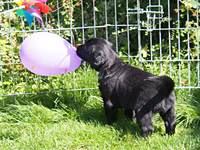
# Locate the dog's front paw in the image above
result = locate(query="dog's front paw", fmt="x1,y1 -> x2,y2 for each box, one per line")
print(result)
140,125 -> 155,138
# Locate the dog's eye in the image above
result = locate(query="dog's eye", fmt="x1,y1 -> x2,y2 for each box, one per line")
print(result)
84,45 -> 87,51
85,45 -> 93,53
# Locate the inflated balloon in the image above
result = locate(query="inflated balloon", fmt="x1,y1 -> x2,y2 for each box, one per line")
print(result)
20,32 -> 81,76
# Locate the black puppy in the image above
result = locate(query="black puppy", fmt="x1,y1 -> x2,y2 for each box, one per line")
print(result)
77,38 -> 176,137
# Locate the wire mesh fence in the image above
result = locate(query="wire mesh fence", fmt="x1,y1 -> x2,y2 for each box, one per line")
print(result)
0,0 -> 199,102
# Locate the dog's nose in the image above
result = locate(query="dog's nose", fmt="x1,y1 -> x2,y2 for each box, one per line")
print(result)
76,46 -> 85,63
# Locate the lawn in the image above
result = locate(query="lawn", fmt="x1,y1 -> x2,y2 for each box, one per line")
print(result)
0,63 -> 200,149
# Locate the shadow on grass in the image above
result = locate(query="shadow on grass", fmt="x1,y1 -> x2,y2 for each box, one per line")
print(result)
0,89 -> 142,136
0,88 -> 178,138
78,106 -> 167,137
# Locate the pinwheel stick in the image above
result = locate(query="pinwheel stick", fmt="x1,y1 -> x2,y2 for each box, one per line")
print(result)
0,5 -> 25,15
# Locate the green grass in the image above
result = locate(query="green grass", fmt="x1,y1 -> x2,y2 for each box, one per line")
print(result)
0,63 -> 200,149
0,96 -> 200,149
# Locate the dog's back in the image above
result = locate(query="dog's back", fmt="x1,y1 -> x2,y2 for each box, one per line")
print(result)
99,62 -> 175,110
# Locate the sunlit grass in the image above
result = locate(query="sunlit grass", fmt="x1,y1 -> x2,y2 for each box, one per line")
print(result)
0,63 -> 200,149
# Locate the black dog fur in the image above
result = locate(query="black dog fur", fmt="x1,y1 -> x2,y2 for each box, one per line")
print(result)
76,38 -> 176,137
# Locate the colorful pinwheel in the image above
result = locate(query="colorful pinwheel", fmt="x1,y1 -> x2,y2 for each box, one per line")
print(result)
14,0 -> 52,28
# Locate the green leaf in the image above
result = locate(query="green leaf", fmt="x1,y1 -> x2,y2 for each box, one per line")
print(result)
191,0 -> 200,8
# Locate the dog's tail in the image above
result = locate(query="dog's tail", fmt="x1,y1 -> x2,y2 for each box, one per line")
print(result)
144,76 -> 175,95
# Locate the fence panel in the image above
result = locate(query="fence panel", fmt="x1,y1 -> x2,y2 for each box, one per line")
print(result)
128,0 -> 200,89
0,0 -> 199,104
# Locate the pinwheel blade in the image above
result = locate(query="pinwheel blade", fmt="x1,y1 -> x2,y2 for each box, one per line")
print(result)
26,7 -> 45,28
17,9 -> 24,16
25,0 -> 48,8
34,2 -> 52,13
23,10 -> 34,27
14,0 -> 24,6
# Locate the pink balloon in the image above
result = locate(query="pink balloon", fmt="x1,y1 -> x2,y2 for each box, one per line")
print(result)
20,32 -> 81,76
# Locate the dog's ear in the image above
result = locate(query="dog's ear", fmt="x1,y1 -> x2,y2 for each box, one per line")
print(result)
103,39 -> 117,54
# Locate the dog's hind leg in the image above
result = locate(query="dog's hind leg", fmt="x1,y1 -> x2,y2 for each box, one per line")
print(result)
160,106 -> 176,135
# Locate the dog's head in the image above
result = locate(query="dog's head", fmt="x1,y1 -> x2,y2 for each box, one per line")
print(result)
76,38 -> 118,71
